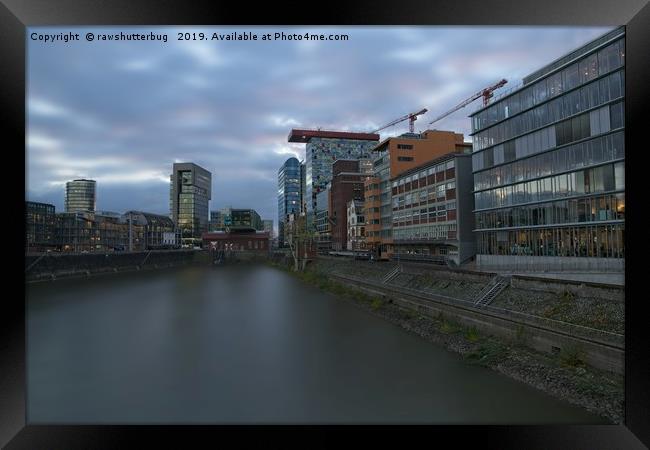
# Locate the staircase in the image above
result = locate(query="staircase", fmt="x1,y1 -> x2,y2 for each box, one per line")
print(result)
382,264 -> 402,284
474,275 -> 510,307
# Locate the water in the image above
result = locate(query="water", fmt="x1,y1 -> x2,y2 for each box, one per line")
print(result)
27,264 -> 605,423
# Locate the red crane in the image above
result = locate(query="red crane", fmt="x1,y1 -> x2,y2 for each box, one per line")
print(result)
428,79 -> 508,126
371,108 -> 428,134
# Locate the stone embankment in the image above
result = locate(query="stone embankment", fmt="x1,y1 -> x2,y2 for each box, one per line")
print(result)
25,250 -> 205,282
272,257 -> 624,423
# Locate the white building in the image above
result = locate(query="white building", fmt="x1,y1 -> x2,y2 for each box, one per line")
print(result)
346,199 -> 366,251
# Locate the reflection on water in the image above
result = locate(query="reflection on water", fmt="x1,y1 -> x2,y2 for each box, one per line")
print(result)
27,264 -> 605,423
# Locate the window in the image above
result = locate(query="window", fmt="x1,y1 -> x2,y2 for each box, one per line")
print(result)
398,156 -> 414,162
610,101 -> 624,130
563,63 -> 580,90
397,144 -> 413,150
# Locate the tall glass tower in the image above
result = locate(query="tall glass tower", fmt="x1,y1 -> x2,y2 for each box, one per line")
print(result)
278,157 -> 302,247
169,162 -> 212,247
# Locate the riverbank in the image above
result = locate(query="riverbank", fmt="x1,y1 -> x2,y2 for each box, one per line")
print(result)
25,250 -> 208,283
267,260 -> 623,423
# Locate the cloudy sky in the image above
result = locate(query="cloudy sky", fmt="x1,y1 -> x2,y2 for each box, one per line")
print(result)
27,26 -> 613,224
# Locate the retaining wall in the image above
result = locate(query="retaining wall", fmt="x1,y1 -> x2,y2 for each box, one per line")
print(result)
329,273 -> 624,375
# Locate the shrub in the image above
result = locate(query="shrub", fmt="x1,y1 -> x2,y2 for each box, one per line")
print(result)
558,344 -> 586,368
464,326 -> 480,342
370,298 -> 384,311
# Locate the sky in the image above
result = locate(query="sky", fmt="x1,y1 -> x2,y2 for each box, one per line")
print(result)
27,26 -> 614,226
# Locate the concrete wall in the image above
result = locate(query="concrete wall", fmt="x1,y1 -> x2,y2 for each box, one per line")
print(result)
511,275 -> 624,302
477,254 -> 624,273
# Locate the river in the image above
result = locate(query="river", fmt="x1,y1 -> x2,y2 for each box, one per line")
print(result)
26,264 -> 604,423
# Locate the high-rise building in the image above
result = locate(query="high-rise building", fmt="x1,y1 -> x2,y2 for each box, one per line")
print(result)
364,130 -> 472,260
469,27 -> 625,274
278,157 -> 302,247
287,129 -> 379,222
65,179 -> 96,213
169,162 -> 212,247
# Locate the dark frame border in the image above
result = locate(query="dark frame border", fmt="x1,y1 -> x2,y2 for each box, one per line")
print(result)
3,0 -> 649,448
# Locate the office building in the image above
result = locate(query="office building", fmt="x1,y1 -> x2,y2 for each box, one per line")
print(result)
315,185 -> 331,252
469,27 -> 625,273
26,201 -> 56,252
278,157 -> 302,247
287,129 -> 379,222
65,179 -> 96,213
391,152 -> 475,265
364,130 -> 472,259
123,211 -> 179,250
169,163 -> 212,247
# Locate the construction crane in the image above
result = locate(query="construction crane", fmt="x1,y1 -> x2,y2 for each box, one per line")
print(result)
371,108 -> 428,134
429,79 -> 508,126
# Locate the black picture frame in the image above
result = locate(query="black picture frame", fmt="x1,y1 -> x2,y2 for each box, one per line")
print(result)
3,0 -> 649,447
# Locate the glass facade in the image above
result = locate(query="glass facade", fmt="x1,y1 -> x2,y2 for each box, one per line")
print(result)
304,137 -> 377,218
26,201 -> 56,251
470,31 -> 625,262
64,179 -> 96,213
278,157 -> 302,247
170,163 -> 212,247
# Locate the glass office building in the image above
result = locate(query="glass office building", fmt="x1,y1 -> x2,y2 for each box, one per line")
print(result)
64,179 -> 96,213
169,162 -> 212,247
278,157 -> 302,247
469,27 -> 625,272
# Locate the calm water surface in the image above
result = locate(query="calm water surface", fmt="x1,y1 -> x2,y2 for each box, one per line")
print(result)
27,264 -> 605,423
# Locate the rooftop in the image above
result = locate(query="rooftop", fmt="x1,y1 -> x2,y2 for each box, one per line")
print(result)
288,129 -> 380,143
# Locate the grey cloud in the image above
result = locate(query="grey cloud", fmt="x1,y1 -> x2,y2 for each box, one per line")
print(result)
27,26 -> 613,219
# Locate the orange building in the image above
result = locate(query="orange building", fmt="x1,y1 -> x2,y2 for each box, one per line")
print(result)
363,130 -> 471,260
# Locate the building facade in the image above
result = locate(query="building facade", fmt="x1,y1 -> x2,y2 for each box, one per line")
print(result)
203,231 -> 270,253
278,157 -> 302,247
287,129 -> 379,224
123,211 -> 179,250
469,27 -> 625,273
263,219 -> 274,237
26,201 -> 56,252
347,199 -> 366,251
328,160 -> 368,251
315,185 -> 331,252
169,162 -> 212,247
364,130 -> 472,260
209,210 -> 224,232
391,152 -> 475,265
64,179 -> 96,213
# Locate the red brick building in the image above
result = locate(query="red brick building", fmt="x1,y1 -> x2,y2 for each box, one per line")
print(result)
202,231 -> 270,253
328,160 -> 370,251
